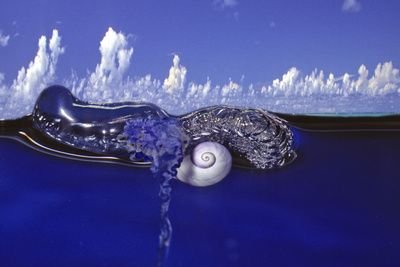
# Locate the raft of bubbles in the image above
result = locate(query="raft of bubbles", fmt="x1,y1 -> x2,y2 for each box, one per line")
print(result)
32,86 -> 296,170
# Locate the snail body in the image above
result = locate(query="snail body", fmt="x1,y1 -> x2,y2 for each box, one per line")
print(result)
177,141 -> 232,187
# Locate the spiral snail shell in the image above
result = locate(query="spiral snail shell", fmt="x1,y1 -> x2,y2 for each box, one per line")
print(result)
177,141 -> 232,187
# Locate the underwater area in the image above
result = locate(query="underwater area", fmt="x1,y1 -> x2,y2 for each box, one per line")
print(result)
1,0 -> 400,266
1,86 -> 400,267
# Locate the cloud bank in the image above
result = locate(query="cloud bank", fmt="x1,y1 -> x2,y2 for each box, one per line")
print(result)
70,27 -> 133,102
264,62 -> 400,97
0,30 -> 64,118
1,27 -> 400,119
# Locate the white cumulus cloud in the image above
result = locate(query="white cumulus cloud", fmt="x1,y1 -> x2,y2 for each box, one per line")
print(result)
368,62 -> 400,95
163,55 -> 187,95
0,73 -> 7,105
0,29 -> 65,118
264,67 -> 300,96
187,78 -> 211,98
12,30 -> 64,100
76,27 -> 134,102
0,31 -> 10,47
342,0 -> 361,12
221,79 -> 242,96
263,62 -> 400,97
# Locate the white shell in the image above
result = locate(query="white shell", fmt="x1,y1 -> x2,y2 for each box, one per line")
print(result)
177,141 -> 232,187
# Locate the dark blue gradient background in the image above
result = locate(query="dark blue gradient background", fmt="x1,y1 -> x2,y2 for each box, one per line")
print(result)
0,129 -> 399,267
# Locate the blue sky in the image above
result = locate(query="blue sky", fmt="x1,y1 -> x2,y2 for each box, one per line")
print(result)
0,0 -> 400,117
0,0 -> 399,84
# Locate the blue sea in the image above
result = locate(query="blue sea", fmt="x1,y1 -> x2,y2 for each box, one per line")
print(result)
1,126 -> 399,267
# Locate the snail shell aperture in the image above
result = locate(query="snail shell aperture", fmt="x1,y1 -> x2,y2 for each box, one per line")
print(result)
177,141 -> 232,187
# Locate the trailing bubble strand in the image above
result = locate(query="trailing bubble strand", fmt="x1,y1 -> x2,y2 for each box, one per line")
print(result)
123,117 -> 186,267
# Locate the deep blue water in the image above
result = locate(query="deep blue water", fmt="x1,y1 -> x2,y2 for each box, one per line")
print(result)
0,129 -> 400,267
